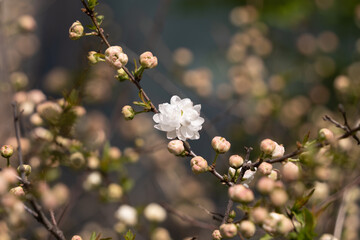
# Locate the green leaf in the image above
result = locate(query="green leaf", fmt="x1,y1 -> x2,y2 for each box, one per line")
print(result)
302,131 -> 310,145
124,230 -> 135,240
133,101 -> 147,108
87,0 -> 99,10
260,234 -> 273,240
291,189 -> 315,213
89,232 -> 97,240
87,24 -> 97,30
96,15 -> 104,26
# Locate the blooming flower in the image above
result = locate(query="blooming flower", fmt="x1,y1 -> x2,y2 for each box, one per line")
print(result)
153,95 -> 204,140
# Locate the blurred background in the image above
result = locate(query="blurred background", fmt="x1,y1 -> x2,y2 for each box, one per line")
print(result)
0,0 -> 360,239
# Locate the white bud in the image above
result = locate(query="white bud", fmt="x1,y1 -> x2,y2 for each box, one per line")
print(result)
167,140 -> 185,156
69,21 -> 84,40
272,143 -> 285,158
115,205 -> 137,226
239,220 -> 256,238
144,203 -> 167,222
260,139 -> 276,154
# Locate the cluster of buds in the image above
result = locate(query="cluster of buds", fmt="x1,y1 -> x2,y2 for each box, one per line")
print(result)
69,20 -> 84,40
228,184 -> 254,203
105,46 -> 128,69
212,136 -> 231,153
260,138 -> 285,158
139,51 -> 158,69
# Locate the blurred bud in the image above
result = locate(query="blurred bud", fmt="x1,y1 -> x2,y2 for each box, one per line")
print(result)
257,177 -> 275,194
277,216 -> 294,235
32,127 -> 53,142
115,205 -> 137,226
229,210 -> 236,219
70,152 -> 85,169
122,105 -> 135,120
30,113 -> 44,126
190,156 -> 208,174
107,183 -> 123,201
263,213 -> 293,235
211,136 -> 231,154
71,235 -> 83,240
1,145 -> 14,158
87,51 -> 103,64
83,172 -> 102,190
105,46 -> 128,68
219,223 -> 237,238
124,148 -> 139,162
69,20 -> 84,40
18,15 -> 36,32
10,186 -> 25,197
167,140 -> 185,156
239,220 -> 256,238
282,162 -> 300,181
258,162 -> 273,175
73,106 -> 86,117
228,184 -> 254,203
270,189 -> 288,207
56,136 -> 72,148
10,72 -> 28,90
229,155 -> 243,168
139,51 -> 158,69
87,156 -> 100,169
37,101 -> 62,123
151,227 -> 171,240
2,168 -> 18,184
319,234 -> 339,240
17,164 -> 32,176
144,203 -> 167,222
109,147 -> 122,160
260,139 -> 276,154
268,170 -> 278,180
318,128 -> 334,142
116,68 -> 129,82
272,143 -> 285,158
212,229 -> 222,240
250,207 -> 268,224
52,183 -> 69,206
27,89 -> 46,104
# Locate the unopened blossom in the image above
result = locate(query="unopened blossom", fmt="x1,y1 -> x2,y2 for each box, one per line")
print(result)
219,223 -> 237,238
212,229 -> 222,240
37,101 -> 62,123
69,20 -> 84,40
153,95 -> 204,141
270,189 -> 288,207
70,152 -> 85,169
260,139 -> 277,154
87,51 -> 103,64
257,177 -> 275,194
319,234 -> 339,240
1,145 -> 14,158
151,227 -> 171,240
263,212 -> 293,235
71,236 -> 83,240
258,162 -> 273,175
17,164 -> 32,176
143,203 -> 167,222
10,186 -> 25,197
116,68 -> 129,81
239,220 -> 256,238
250,207 -> 268,224
228,184 -> 254,203
282,162 -> 300,181
319,128 -> 334,142
190,156 -> 208,174
211,136 -> 231,153
139,51 -> 158,69
229,155 -> 244,168
83,172 -> 102,190
167,140 -> 185,156
122,105 -> 135,120
105,46 -> 128,68
107,183 -> 123,201
115,204 -> 137,226
272,143 -> 285,158
18,15 -> 36,32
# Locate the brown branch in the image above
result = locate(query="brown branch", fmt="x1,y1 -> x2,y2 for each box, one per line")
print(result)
221,199 -> 234,224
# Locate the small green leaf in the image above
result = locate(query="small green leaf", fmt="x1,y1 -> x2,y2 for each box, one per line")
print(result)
89,232 -> 97,240
291,189 -> 315,212
124,230 -> 135,240
87,24 -> 97,31
96,15 -> 104,25
87,0 -> 99,10
302,131 -> 310,145
260,233 -> 273,240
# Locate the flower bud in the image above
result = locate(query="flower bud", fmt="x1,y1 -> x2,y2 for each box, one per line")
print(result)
70,152 -> 85,169
219,223 -> 237,238
270,189 -> 288,207
151,228 -> 171,240
167,140 -> 185,156
239,220 -> 256,238
250,207 -> 268,224
116,68 -> 129,81
17,164 -> 32,176
258,162 -> 273,175
257,177 -> 275,194
109,147 -> 122,160
229,155 -> 244,168
30,113 -> 44,126
282,162 -> 300,181
228,167 -> 236,178
87,51 -> 104,64
69,20 -> 84,40
10,186 -> 25,197
83,172 -> 102,190
212,229 -> 222,240
2,168 -> 18,184
320,234 -> 339,240
105,46 -> 128,68
277,217 -> 294,235
37,101 -> 62,123
115,204 -> 138,226
211,136 -> 231,154
272,143 -> 285,158
139,51 -> 158,69
107,183 -> 123,201
71,236 -> 83,240
260,139 -> 276,154
268,170 -> 278,180
18,15 -> 36,32
122,105 -> 135,120
144,203 -> 167,222
319,128 -> 334,142
87,156 -> 100,169
190,156 -> 208,174
1,145 -> 14,158
228,184 -> 254,203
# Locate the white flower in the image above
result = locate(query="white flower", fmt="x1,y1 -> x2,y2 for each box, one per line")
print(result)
153,95 -> 204,141
115,204 -> 138,226
239,161 -> 257,188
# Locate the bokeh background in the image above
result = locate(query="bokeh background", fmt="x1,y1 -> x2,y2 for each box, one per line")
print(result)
0,0 -> 360,239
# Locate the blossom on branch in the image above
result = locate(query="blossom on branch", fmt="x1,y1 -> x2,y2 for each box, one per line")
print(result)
153,95 -> 204,140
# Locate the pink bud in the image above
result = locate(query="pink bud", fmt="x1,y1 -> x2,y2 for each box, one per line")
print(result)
260,139 -> 276,154
257,177 -> 275,194
250,207 -> 268,224
229,155 -> 244,168
139,51 -> 158,69
239,220 -> 256,238
190,156 -> 208,174
211,229 -> 222,240
105,46 -> 128,69
219,223 -> 237,238
211,136 -> 231,154
167,140 -> 185,156
258,162 -> 273,175
10,186 -> 25,197
228,184 -> 254,203
71,235 -> 83,240
270,189 -> 288,207
1,145 -> 14,158
282,162 -> 300,181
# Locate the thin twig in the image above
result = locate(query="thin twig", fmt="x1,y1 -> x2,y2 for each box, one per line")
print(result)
333,189 -> 349,239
